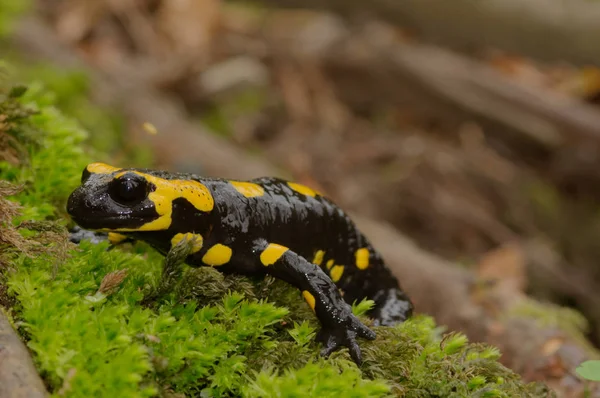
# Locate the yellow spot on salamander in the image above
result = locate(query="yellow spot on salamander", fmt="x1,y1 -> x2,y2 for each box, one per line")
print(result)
107,232 -> 128,245
230,181 -> 265,198
355,248 -> 370,270
313,250 -> 325,266
326,259 -> 334,270
330,265 -> 344,282
260,243 -> 289,266
202,244 -> 232,266
133,175 -> 214,231
287,182 -> 318,197
302,290 -> 316,311
87,162 -> 121,175
171,233 -> 203,253
85,163 -> 215,232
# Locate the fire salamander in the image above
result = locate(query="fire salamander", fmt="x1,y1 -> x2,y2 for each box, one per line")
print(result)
67,163 -> 413,364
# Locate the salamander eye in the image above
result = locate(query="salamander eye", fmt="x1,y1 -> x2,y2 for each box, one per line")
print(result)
108,173 -> 151,205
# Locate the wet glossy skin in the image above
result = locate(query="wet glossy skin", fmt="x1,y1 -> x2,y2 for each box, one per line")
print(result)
67,163 -> 413,364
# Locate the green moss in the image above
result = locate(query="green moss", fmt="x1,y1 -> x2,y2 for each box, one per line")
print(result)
243,362 -> 389,397
0,79 -> 90,220
0,71 -> 553,397
1,54 -> 158,170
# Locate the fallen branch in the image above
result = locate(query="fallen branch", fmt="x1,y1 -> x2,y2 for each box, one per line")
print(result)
320,25 -> 600,152
232,0 -> 600,66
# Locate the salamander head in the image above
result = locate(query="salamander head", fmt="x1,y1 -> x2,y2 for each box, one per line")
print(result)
67,163 -> 162,231
67,163 -> 215,232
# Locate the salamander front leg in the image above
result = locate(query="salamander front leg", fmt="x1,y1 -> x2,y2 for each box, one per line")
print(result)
141,234 -> 197,306
254,239 -> 376,364
69,226 -> 134,249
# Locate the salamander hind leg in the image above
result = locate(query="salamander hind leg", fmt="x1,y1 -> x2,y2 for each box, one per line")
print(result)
345,250 -> 414,326
369,288 -> 414,326
254,239 -> 375,364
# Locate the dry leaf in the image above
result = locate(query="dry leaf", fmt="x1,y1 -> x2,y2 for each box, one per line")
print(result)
97,269 -> 129,295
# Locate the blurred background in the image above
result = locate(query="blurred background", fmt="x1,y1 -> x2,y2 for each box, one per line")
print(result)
3,0 -> 600,396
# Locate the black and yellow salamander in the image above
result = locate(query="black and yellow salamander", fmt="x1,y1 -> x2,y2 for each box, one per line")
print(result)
67,163 -> 413,364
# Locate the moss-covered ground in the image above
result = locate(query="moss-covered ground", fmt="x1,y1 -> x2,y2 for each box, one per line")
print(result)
0,67 -> 555,397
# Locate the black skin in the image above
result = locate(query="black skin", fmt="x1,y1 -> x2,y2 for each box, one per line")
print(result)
67,165 -> 413,365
